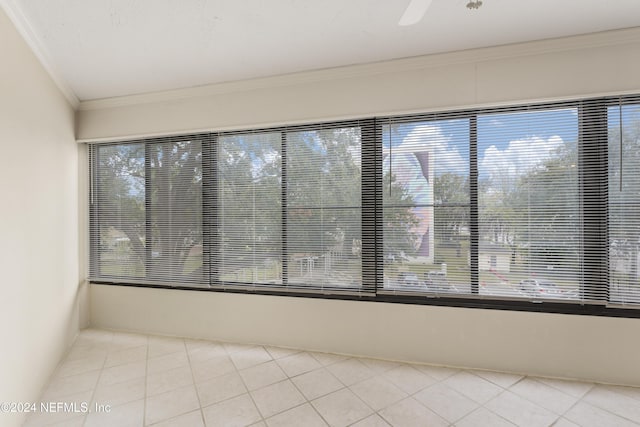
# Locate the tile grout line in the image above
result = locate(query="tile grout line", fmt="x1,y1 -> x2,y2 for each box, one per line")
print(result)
436,372 -> 514,427
145,336 -> 200,426
232,345 -> 266,426
31,329 -> 640,427
35,330 -> 112,427
576,387 -> 640,425
142,333 -> 149,427
281,354 -> 335,427
182,337 -> 207,427
302,355 -> 372,426
477,389 -> 523,427
508,376 -> 581,421
81,331 -> 113,427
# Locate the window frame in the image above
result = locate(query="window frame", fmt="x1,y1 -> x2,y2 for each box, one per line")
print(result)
88,95 -> 640,319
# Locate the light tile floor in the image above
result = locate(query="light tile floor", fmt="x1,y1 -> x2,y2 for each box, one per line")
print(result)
24,329 -> 640,427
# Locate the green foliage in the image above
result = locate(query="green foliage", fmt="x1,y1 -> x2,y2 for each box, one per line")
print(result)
382,172 -> 420,261
479,140 -> 580,272
148,141 -> 203,280
609,110 -> 640,285
219,133 -> 281,273
95,127 -> 422,284
96,143 -> 146,277
97,141 -> 204,280
434,173 -> 469,241
286,128 -> 362,257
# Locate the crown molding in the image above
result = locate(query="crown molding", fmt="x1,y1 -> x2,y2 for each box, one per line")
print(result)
78,26 -> 640,112
76,88 -> 640,144
0,0 -> 79,108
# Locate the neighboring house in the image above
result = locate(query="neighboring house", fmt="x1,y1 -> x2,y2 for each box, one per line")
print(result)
479,242 -> 512,273
610,239 -> 640,280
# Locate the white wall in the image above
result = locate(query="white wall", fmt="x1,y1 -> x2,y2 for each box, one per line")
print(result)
0,7 -> 81,427
77,28 -> 640,141
92,285 -> 640,387
82,28 -> 640,386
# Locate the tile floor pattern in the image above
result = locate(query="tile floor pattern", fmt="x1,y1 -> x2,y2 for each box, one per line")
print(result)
23,329 -> 640,427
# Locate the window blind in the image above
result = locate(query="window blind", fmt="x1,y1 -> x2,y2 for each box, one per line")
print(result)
477,106 -> 582,301
285,125 -> 364,292
380,114 -> 471,297
608,99 -> 640,306
216,131 -> 282,289
91,142 -> 146,281
89,95 -> 640,312
90,136 -> 206,286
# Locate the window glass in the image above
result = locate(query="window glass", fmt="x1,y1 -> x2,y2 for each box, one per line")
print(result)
608,103 -> 640,305
88,96 -> 640,313
382,119 -> 470,294
478,108 -> 580,299
94,143 -> 146,278
218,133 -> 282,285
286,127 -> 362,289
147,139 -> 203,283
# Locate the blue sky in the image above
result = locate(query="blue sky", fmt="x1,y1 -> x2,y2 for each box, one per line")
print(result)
608,104 -> 640,128
478,108 -> 577,149
384,108 -> 580,180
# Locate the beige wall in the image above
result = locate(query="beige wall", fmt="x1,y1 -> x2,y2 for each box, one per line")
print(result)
84,28 -> 640,386
77,28 -> 640,141
92,285 -> 640,386
0,7 -> 81,427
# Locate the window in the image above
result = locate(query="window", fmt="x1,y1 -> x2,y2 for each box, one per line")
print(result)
609,101 -> 640,305
91,136 -> 204,286
381,116 -> 470,295
89,95 -> 640,316
92,143 -> 146,279
147,138 -> 204,284
286,126 -> 363,290
217,132 -> 282,286
90,121 -> 374,294
477,107 -> 580,300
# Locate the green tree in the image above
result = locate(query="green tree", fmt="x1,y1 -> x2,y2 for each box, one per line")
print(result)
218,133 -> 281,280
96,143 -> 146,277
286,128 -> 362,258
515,141 -> 579,272
478,139 -> 579,273
382,172 -> 420,261
479,164 -> 522,250
95,127 -> 422,283
96,140 -> 204,281
434,173 -> 469,241
609,108 -> 640,289
148,140 -> 203,281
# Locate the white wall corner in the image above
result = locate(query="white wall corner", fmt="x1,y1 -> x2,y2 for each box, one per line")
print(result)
0,0 -> 79,108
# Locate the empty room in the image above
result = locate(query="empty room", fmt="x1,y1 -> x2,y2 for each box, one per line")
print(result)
1,0 -> 640,426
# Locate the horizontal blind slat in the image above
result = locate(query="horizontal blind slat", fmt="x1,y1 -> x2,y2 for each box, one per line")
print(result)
87,96 -> 640,310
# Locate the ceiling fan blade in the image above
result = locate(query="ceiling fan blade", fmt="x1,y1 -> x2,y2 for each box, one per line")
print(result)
398,0 -> 433,26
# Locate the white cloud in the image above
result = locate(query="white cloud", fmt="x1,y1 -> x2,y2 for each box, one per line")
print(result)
480,135 -> 564,191
385,124 -> 468,176
251,148 -> 279,178
347,144 -> 361,167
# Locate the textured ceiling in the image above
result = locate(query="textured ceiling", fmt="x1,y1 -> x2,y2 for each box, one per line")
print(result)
11,0 -> 640,101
